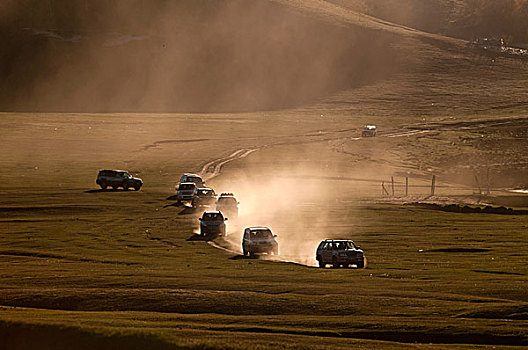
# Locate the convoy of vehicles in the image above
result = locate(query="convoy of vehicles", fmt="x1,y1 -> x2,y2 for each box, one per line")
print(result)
96,170 -> 143,190
242,227 -> 279,256
315,240 -> 365,268
95,169 -> 367,269
199,211 -> 227,237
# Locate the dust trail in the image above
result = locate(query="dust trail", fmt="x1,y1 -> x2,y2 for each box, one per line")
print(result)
198,126 -> 438,267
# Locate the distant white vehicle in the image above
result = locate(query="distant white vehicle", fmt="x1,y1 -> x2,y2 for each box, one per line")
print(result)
176,173 -> 205,190
361,125 -> 377,137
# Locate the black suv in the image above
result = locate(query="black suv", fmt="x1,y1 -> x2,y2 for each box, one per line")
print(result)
96,170 -> 143,190
199,211 -> 227,237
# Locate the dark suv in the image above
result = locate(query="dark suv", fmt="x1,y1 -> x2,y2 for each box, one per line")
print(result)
199,211 -> 227,237
96,170 -> 143,190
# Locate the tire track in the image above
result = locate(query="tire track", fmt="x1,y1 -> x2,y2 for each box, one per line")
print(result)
200,148 -> 258,181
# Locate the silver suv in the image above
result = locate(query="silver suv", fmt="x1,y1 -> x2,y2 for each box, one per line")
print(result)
361,125 -> 377,137
316,240 -> 365,268
199,211 -> 227,237
242,227 -> 278,256
96,170 -> 142,190
177,182 -> 196,202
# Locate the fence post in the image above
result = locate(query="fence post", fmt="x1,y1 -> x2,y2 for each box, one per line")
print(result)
391,176 -> 395,197
474,174 -> 482,195
405,177 -> 409,197
431,175 -> 436,196
486,168 -> 491,195
382,182 -> 389,196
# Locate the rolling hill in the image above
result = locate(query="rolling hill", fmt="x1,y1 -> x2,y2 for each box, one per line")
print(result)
1,0 -> 526,114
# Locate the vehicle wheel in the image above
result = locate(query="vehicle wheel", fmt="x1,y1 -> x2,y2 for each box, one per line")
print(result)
243,248 -> 247,256
356,258 -> 365,269
100,182 -> 107,190
317,257 -> 325,268
332,256 -> 339,268
123,185 -> 129,191
111,185 -> 118,190
133,186 -> 140,191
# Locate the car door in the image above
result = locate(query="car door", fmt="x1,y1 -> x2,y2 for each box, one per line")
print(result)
321,242 -> 333,262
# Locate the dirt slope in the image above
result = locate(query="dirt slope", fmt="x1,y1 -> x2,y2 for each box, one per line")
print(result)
2,0 -> 515,114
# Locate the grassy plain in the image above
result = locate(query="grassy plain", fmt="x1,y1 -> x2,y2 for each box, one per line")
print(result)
0,109 -> 527,349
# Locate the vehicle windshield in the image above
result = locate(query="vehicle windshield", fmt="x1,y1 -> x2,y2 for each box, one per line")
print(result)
118,172 -> 131,178
197,189 -> 214,197
203,213 -> 223,221
218,197 -> 236,204
186,176 -> 202,184
179,184 -> 195,190
335,241 -> 356,250
250,229 -> 273,238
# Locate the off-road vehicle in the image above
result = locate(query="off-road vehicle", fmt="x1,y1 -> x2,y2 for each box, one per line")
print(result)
96,170 -> 143,190
199,211 -> 227,237
215,193 -> 239,218
361,125 -> 377,137
176,174 -> 205,190
177,182 -> 197,202
316,240 -> 365,268
192,187 -> 216,207
242,227 -> 278,256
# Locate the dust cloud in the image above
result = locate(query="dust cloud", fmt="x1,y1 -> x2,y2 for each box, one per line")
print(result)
1,0 -> 406,113
210,155 -> 375,266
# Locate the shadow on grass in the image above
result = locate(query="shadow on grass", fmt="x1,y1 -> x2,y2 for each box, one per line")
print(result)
428,248 -> 491,253
163,202 -> 182,208
229,254 -> 259,260
179,207 -> 197,215
85,189 -> 138,193
186,234 -> 207,241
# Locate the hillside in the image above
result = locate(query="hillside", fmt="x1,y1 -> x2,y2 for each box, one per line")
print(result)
1,0 -> 526,114
328,0 -> 528,45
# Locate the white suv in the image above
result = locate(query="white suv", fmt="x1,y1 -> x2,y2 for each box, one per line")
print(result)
361,125 -> 377,137
177,182 -> 196,202
316,240 -> 365,268
176,174 -> 204,190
